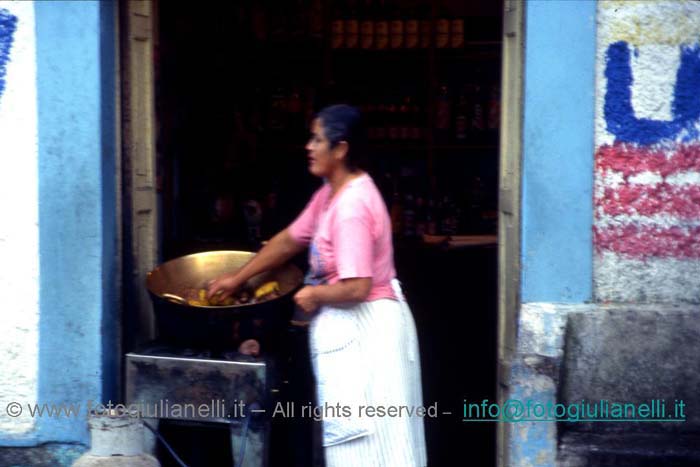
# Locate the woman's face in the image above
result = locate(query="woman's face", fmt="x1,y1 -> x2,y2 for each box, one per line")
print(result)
306,118 -> 340,178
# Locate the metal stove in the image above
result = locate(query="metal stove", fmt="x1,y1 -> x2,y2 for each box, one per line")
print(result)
126,342 -> 277,467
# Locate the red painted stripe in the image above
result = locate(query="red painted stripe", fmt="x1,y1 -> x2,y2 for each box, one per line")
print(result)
594,225 -> 700,259
596,143 -> 700,177
596,183 -> 700,218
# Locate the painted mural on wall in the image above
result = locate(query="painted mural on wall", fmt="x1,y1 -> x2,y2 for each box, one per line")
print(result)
0,7 -> 17,101
594,0 -> 700,303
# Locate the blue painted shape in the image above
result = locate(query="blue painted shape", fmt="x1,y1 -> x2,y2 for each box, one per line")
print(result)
605,41 -> 700,144
31,0 -> 118,446
521,0 -> 596,304
0,8 -> 18,100
508,361 -> 557,467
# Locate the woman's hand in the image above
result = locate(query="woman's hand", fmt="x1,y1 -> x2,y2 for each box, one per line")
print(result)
294,286 -> 320,314
206,273 -> 243,302
238,339 -> 260,357
293,279 -> 372,313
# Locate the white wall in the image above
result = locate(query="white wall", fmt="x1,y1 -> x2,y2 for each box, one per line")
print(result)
0,0 -> 39,438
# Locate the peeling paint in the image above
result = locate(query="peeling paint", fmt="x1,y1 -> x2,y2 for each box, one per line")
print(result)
595,251 -> 700,303
600,1 -> 700,47
596,143 -> 700,178
518,303 -> 594,357
536,449 -> 550,465
508,361 -> 558,467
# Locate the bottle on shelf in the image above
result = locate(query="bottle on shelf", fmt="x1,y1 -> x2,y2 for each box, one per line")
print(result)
399,96 -> 411,140
402,193 -> 416,238
415,194 -> 427,237
390,188 -> 403,237
360,0 -> 375,50
487,83 -> 500,132
345,0 -> 360,49
375,99 -> 387,140
374,0 -> 389,50
469,83 -> 485,134
435,2 -> 450,49
434,84 -> 451,143
379,171 -> 394,208
454,86 -> 468,142
439,194 -> 458,236
404,1 -> 419,50
250,3 -> 268,44
388,0 -> 404,49
268,86 -> 288,134
249,86 -> 265,136
244,199 -> 263,246
386,97 -> 399,140
268,3 -> 290,45
426,196 -> 437,235
409,96 -> 423,141
419,3 -> 431,49
366,100 -> 378,140
304,86 -> 316,126
450,18 -> 464,48
467,176 -> 487,233
309,0 -> 324,44
288,0 -> 307,46
331,2 -> 345,49
434,196 -> 444,235
286,85 -> 303,136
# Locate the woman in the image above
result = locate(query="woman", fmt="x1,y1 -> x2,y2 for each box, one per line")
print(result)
208,104 -> 427,466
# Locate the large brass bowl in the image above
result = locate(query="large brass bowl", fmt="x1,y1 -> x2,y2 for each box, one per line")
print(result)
146,251 -> 304,347
147,250 -> 303,307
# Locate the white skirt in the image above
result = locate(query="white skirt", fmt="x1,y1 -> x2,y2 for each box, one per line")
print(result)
310,281 -> 427,467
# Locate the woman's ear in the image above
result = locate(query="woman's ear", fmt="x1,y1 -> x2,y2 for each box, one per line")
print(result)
333,141 -> 349,162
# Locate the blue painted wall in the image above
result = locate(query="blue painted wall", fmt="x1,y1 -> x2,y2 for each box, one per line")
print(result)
35,1 -> 118,444
521,0 -> 596,304
511,2 -> 598,466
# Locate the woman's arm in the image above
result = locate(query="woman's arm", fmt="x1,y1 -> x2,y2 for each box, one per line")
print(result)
207,228 -> 305,301
294,277 -> 372,313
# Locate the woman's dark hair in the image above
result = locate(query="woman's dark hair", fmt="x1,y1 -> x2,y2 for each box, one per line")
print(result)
315,104 -> 367,171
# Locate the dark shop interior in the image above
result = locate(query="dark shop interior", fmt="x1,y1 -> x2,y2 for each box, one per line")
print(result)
137,1 -> 503,465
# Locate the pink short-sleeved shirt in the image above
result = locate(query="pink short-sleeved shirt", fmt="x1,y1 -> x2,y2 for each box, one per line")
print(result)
288,173 -> 396,301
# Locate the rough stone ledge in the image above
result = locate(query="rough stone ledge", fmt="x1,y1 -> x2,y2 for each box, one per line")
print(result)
558,432 -> 700,467
514,303 -> 700,466
0,443 -> 86,467
559,304 -> 700,432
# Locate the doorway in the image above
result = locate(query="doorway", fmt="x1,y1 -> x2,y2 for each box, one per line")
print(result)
122,1 -> 510,465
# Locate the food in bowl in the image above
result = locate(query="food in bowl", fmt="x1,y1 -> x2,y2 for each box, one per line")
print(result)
182,281 -> 281,307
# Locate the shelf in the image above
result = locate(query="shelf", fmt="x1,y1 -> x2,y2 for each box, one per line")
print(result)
435,51 -> 501,62
235,53 -> 325,65
433,144 -> 497,150
232,44 -> 325,64
329,41 -> 501,52
230,42 -> 503,66
370,143 -> 497,151
258,143 -> 498,152
329,48 -> 431,58
328,44 -> 501,62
